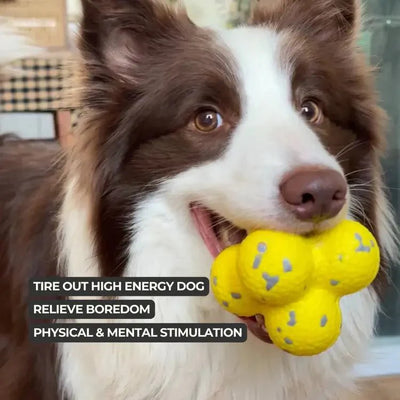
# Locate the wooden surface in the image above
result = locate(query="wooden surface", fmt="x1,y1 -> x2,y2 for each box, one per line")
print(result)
349,376 -> 400,400
0,0 -> 67,48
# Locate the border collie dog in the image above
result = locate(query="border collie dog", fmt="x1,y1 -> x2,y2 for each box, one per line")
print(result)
0,1 -> 397,399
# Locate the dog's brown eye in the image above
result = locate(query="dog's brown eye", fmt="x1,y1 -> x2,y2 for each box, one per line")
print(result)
301,101 -> 323,124
194,110 -> 223,132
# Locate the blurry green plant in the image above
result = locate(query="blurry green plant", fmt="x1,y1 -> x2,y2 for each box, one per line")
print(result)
172,0 -> 252,28
226,0 -> 252,27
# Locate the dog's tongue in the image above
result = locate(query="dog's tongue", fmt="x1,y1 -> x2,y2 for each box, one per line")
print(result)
190,205 -> 222,258
191,205 -> 272,344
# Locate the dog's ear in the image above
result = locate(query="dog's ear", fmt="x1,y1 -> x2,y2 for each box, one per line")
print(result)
252,0 -> 361,42
80,0 -> 191,84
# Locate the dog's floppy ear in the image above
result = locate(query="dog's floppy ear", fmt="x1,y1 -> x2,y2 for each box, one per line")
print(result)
80,0 -> 190,84
252,0 -> 361,42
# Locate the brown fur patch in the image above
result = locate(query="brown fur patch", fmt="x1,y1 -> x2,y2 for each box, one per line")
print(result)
252,0 -> 361,42
258,1 -> 389,288
73,0 -> 241,276
0,139 -> 63,399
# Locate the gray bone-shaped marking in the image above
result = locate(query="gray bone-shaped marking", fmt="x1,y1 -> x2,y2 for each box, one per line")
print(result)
355,233 -> 371,253
253,242 -> 267,269
287,311 -> 296,326
283,259 -> 293,272
262,273 -> 279,291
320,315 -> 328,327
253,255 -> 262,269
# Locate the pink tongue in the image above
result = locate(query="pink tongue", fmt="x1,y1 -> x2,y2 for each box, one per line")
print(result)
190,205 -> 222,258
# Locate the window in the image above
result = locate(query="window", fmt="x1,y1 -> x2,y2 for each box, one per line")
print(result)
364,0 -> 400,337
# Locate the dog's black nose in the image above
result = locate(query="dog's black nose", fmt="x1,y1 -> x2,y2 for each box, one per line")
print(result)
280,168 -> 347,221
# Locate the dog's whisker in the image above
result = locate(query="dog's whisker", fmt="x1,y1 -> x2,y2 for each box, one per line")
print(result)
349,197 -> 373,228
335,140 -> 367,162
350,188 -> 375,195
345,168 -> 372,178
348,177 -> 378,187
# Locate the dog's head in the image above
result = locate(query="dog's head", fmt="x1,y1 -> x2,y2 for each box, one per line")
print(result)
72,0 -> 395,331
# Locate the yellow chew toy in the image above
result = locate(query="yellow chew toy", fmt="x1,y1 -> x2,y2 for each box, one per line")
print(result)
211,220 -> 380,356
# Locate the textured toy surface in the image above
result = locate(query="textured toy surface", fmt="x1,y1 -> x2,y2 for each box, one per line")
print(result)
211,220 -> 380,356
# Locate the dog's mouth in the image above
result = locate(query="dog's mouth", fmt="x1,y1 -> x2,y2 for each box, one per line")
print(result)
190,204 -> 272,343
190,203 -> 247,258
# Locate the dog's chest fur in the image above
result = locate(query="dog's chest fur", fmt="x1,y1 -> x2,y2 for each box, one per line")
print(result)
59,195 -> 378,400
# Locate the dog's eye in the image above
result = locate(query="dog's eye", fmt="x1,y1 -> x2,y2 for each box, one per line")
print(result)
301,101 -> 323,124
194,110 -> 223,132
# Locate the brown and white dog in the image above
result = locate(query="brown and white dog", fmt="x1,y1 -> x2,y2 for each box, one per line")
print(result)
0,1 -> 398,399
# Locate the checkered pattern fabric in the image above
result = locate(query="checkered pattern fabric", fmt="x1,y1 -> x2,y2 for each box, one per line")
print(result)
0,57 -> 78,112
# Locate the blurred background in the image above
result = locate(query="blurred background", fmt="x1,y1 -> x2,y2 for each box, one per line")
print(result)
0,0 -> 399,380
